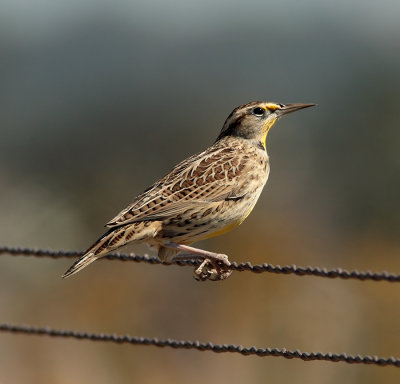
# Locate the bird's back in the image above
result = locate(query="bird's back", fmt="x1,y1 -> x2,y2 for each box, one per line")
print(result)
106,137 -> 269,245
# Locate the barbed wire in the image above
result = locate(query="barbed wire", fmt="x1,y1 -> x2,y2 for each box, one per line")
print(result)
1,323 -> 399,367
1,246 -> 399,282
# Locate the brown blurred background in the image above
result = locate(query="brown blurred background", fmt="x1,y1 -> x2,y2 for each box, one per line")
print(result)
1,1 -> 400,383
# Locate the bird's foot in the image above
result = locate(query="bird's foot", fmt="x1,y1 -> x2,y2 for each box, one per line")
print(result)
165,243 -> 232,282
193,257 -> 232,281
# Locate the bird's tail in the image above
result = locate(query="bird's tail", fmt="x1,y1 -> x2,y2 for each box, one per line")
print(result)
62,252 -> 98,278
62,221 -> 162,278
62,226 -> 129,279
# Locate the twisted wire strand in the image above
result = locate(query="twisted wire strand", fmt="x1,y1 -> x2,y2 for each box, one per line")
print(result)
1,323 -> 399,367
1,246 -> 399,282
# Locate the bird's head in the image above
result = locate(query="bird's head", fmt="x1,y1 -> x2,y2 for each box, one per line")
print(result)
216,101 -> 316,149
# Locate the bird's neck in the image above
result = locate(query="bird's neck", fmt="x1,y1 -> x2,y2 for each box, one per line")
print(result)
216,136 -> 268,156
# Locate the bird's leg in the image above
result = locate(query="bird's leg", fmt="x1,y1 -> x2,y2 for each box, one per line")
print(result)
165,243 -> 230,264
163,242 -> 232,281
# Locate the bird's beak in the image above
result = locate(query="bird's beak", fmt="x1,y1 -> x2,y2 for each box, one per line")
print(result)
276,103 -> 316,116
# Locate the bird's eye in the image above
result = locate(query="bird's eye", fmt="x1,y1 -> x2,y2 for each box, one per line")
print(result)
252,107 -> 265,117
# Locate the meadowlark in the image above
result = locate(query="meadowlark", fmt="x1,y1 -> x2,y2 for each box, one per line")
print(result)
63,101 -> 315,281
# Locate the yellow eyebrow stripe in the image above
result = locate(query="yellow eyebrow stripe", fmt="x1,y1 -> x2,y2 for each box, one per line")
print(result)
265,103 -> 281,111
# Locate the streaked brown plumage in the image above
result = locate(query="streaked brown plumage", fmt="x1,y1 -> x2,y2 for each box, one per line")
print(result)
63,101 -> 315,280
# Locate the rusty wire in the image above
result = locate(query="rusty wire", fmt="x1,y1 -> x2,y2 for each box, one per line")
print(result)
1,323 -> 399,367
2,247 -> 400,368
1,246 -> 399,282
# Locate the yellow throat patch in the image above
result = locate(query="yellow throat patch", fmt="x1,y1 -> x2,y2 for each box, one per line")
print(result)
262,117 -> 277,148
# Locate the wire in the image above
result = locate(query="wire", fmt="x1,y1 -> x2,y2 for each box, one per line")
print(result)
1,323 -> 398,367
1,246 -> 399,282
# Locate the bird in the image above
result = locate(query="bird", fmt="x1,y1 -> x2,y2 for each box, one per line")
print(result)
62,101 -> 315,281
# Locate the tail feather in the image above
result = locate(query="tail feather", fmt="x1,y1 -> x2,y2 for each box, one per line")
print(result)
62,227 -> 126,278
62,252 -> 98,278
62,221 -> 162,278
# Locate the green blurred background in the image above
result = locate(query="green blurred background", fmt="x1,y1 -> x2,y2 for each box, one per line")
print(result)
1,0 -> 400,383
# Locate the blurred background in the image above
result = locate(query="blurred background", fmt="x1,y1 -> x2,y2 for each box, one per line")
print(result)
1,0 -> 399,382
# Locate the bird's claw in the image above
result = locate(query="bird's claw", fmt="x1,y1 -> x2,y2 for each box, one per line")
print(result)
193,256 -> 232,282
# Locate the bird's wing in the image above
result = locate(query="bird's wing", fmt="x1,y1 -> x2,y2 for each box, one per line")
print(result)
106,143 -> 251,227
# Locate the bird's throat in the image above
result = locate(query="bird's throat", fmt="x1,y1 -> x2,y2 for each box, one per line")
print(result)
262,117 -> 277,148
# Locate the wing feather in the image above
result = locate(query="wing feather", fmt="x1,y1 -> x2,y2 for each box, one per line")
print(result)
106,143 -> 250,227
